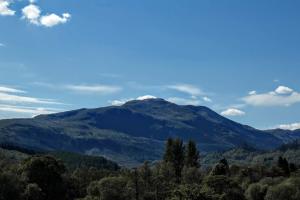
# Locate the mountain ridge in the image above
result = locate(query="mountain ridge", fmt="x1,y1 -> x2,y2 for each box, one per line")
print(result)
0,98 -> 298,166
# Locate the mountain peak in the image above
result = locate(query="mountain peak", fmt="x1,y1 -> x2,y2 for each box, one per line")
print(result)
123,98 -> 171,107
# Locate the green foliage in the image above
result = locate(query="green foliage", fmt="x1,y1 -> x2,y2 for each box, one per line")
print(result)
265,183 -> 299,200
0,171 -> 23,200
86,177 -> 132,200
245,183 -> 267,200
20,156 -> 67,200
0,139 -> 300,200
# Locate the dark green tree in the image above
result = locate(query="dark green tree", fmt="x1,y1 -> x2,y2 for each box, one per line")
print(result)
277,156 -> 290,176
86,177 -> 132,200
0,172 -> 23,200
173,138 -> 185,183
185,140 -> 200,168
163,138 -> 174,163
20,156 -> 66,200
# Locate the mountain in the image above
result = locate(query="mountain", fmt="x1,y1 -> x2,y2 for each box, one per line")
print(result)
266,129 -> 300,143
0,98 -> 296,166
202,139 -> 300,167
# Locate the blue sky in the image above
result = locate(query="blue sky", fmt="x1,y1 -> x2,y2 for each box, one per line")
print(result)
0,0 -> 300,130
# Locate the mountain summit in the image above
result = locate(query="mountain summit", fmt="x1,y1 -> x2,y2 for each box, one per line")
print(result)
0,98 -> 295,166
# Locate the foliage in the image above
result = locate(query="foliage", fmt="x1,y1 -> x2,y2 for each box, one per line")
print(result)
0,138 -> 300,200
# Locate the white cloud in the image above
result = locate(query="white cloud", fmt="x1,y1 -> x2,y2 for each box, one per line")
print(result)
136,95 -> 157,101
0,92 -> 62,105
110,100 -> 127,106
167,97 -> 201,106
248,90 -> 257,95
40,13 -> 71,27
109,95 -> 156,106
0,104 -> 60,116
221,108 -> 245,117
22,3 -> 41,24
203,96 -> 212,102
167,84 -> 203,96
276,122 -> 300,131
65,84 -> 122,95
0,86 -> 26,93
0,0 -> 15,16
275,86 -> 293,94
0,86 -> 62,105
242,86 -> 300,107
21,1 -> 71,27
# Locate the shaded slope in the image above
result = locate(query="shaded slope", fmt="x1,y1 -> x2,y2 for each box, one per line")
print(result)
0,98 -> 289,165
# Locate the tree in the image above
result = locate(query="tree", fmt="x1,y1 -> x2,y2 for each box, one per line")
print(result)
172,138 -> 185,183
185,140 -> 200,168
163,138 -> 174,163
86,177 -> 132,200
277,156 -> 290,176
245,183 -> 267,200
0,172 -> 23,200
265,183 -> 298,200
20,156 -> 67,200
23,183 -> 45,200
162,138 -> 185,183
211,159 -> 230,176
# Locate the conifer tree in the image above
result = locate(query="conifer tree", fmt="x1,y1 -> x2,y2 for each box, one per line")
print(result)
172,138 -> 185,183
185,140 -> 200,168
163,138 -> 174,163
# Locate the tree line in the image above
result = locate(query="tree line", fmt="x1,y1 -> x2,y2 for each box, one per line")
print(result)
0,138 -> 300,200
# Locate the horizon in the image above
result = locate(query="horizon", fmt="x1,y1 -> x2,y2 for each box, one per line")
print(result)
1,0 -> 300,130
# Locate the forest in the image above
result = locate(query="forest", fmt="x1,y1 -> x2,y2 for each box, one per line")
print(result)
0,138 -> 300,200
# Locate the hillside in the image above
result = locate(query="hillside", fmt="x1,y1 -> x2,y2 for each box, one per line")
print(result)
0,98 -> 297,166
203,140 -> 300,167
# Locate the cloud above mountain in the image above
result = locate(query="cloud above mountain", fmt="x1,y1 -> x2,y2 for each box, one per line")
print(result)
65,84 -> 122,95
276,122 -> 300,131
0,85 -> 64,118
242,86 -> 300,107
167,84 -> 203,97
221,108 -> 245,117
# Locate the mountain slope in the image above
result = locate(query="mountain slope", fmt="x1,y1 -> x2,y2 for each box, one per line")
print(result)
0,98 -> 292,166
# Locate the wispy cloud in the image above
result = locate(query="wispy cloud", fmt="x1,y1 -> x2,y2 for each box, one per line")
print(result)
167,84 -> 204,97
65,84 -> 122,95
0,0 -> 15,16
0,85 -> 62,105
0,86 -> 26,93
0,43 -> 5,47
275,122 -> 300,131
0,92 -> 62,105
167,97 -> 201,106
221,108 -> 245,117
242,85 -> 300,107
203,96 -> 212,102
0,104 -> 61,116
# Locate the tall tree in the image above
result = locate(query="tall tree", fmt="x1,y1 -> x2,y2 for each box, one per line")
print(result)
185,140 -> 200,168
163,138 -> 174,163
277,156 -> 290,176
172,138 -> 185,183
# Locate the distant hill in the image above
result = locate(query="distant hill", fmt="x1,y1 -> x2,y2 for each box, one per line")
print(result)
0,144 -> 119,171
202,139 -> 300,167
0,98 -> 298,166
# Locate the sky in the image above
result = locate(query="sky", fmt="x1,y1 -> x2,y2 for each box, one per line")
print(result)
0,0 -> 300,130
